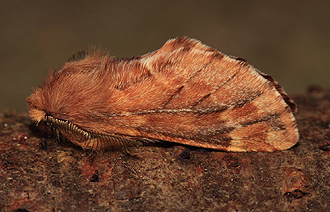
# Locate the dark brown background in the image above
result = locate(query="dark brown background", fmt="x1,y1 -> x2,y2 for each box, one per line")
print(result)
1,0 -> 330,112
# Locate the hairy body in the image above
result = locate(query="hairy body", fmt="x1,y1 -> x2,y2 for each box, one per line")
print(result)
27,37 -> 299,152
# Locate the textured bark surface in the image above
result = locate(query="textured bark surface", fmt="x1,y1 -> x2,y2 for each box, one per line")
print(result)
1,85 -> 329,211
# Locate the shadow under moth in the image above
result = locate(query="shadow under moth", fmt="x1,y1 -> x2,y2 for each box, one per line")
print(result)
27,37 -> 299,152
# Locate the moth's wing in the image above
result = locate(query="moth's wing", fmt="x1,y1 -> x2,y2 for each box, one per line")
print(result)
89,38 -> 299,152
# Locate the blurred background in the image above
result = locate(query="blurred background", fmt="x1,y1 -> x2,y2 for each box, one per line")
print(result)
1,0 -> 329,112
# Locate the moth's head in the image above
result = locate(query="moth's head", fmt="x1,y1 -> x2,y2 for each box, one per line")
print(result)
26,55 -> 104,126
26,87 -> 48,124
28,108 -> 46,123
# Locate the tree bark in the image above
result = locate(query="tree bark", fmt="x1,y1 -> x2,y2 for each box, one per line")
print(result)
0,85 -> 329,211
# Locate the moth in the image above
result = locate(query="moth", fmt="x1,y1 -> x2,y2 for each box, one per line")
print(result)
27,37 -> 299,152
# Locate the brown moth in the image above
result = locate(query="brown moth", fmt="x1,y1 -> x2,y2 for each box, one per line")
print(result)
27,37 -> 299,152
